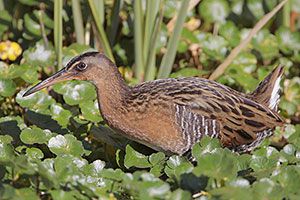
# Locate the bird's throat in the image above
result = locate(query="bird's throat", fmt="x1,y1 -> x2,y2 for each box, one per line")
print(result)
91,69 -> 130,128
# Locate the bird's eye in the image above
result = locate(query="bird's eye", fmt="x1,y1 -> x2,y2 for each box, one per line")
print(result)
76,62 -> 87,71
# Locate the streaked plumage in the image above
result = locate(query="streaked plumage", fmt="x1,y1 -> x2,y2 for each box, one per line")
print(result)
23,52 -> 284,155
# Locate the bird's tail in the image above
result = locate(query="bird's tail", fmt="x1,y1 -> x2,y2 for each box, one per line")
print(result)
248,65 -> 284,112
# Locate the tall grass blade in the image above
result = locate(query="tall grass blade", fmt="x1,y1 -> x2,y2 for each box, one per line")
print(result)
108,0 -> 123,46
88,0 -> 114,62
71,0 -> 85,44
93,0 -> 104,24
283,0 -> 290,27
134,0 -> 144,82
157,0 -> 190,79
54,0 -> 63,70
143,0 -> 160,64
0,0 -> 4,10
144,2 -> 164,81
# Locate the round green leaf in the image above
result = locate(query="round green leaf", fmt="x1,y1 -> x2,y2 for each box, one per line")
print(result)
53,81 -> 97,105
16,90 -> 55,111
50,103 -> 72,127
48,134 -> 85,156
199,0 -> 230,23
124,145 -> 152,169
26,147 -> 44,159
219,21 -> 241,47
276,27 -> 300,54
252,29 -> 279,61
20,126 -> 54,144
0,142 -> 15,163
23,42 -> 56,67
201,34 -> 228,60
80,100 -> 102,123
0,79 -> 16,97
247,0 -> 264,19
0,62 -> 26,79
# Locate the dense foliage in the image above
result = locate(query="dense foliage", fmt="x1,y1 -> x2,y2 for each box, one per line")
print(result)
0,0 -> 300,199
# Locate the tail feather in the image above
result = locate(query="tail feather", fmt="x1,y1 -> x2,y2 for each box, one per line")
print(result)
249,65 -> 284,111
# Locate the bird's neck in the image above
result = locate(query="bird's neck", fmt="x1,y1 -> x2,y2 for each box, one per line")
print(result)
91,68 -> 130,125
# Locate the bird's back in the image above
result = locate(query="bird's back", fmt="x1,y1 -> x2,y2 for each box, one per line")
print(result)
125,71 -> 283,154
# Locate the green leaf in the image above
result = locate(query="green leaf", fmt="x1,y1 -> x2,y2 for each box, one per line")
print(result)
50,190 -> 79,200
201,34 -> 228,61
252,29 -> 279,61
272,166 -> 300,196
0,79 -> 16,97
16,90 -> 55,112
79,100 -> 102,123
48,134 -> 85,156
250,147 -> 279,173
19,0 -> 40,6
0,62 -> 26,80
247,0 -> 264,19
26,147 -> 44,159
287,125 -> 300,147
252,178 -> 283,200
0,141 -> 15,163
23,42 -> 56,67
192,136 -> 221,158
0,185 -> 39,200
224,53 -> 258,91
199,0 -> 230,23
219,21 -> 241,47
20,126 -> 55,144
168,189 -> 191,200
276,26 -> 300,54
149,152 -> 166,177
24,13 -> 43,36
53,81 -> 97,105
231,0 -> 244,15
164,155 -> 193,180
100,168 -> 125,181
50,103 -> 72,127
0,135 -> 13,144
0,11 -> 12,35
193,148 -> 238,180
21,66 -> 39,83
149,152 -> 165,166
124,145 -> 152,169
54,155 -> 87,183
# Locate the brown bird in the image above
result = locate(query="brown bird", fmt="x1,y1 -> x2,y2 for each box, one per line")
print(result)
23,52 -> 284,155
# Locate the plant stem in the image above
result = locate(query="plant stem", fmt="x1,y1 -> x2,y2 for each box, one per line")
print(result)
134,0 -> 144,82
88,0 -> 114,62
38,10 -> 49,48
54,0 -> 63,70
157,0 -> 190,79
0,0 -> 4,10
71,0 -> 85,44
93,0 -> 104,24
143,1 -> 160,65
108,0 -> 123,46
144,2 -> 164,81
283,0 -> 291,27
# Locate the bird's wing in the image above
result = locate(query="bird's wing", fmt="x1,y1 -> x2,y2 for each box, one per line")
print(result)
173,87 -> 283,152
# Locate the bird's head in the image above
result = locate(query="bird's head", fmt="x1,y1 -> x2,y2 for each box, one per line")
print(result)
23,52 -> 115,97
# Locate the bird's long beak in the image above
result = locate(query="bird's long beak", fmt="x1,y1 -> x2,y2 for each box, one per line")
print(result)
23,67 -> 75,97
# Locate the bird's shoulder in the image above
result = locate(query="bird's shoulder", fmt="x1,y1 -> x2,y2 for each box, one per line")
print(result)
126,77 -> 283,126
128,77 -> 242,102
